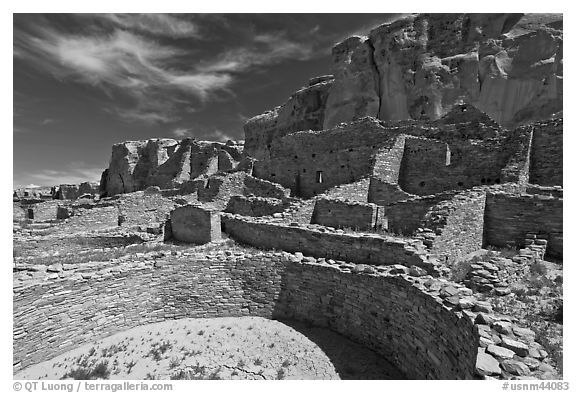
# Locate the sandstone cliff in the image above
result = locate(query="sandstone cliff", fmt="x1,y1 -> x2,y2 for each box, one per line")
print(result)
101,138 -> 243,196
243,75 -> 334,160
245,13 -> 562,154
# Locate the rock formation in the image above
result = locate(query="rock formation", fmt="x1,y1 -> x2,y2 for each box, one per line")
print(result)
53,182 -> 100,200
247,13 -> 562,144
243,76 -> 334,160
101,138 -> 243,196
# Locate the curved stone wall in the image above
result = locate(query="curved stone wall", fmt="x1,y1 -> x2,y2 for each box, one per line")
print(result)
13,251 -> 478,379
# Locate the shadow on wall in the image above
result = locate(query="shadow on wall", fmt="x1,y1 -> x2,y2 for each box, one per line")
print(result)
271,261 -> 478,380
278,319 -> 406,379
13,254 -> 477,379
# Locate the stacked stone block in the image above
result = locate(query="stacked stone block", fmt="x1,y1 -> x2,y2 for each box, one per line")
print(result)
170,205 -> 221,244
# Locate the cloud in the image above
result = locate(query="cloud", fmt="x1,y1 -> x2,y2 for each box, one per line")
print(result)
109,107 -> 181,125
98,14 -> 201,38
26,164 -> 104,186
41,118 -> 54,125
198,32 -> 315,73
210,129 -> 236,142
171,128 -> 191,138
14,17 -> 234,124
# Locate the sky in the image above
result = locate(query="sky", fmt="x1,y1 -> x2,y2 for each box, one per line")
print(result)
13,13 -> 404,188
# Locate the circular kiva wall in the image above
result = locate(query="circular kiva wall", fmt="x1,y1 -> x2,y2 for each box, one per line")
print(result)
13,252 -> 478,379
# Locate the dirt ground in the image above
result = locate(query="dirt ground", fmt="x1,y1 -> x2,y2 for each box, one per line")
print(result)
15,316 -> 405,380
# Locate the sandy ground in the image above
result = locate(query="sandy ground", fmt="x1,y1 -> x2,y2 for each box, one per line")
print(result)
16,316 -> 404,380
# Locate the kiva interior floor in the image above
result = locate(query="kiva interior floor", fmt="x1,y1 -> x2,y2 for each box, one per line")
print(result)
15,316 -> 406,380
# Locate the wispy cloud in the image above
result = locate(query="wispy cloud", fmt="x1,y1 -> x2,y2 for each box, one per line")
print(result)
171,128 -> 191,138
13,14 -> 342,126
25,163 -> 104,186
98,14 -> 201,38
198,32 -> 315,73
14,17 -> 233,124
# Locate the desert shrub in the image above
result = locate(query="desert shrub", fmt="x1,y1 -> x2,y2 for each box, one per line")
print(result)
276,368 -> 286,380
64,361 -> 109,380
91,361 -> 110,379
168,357 -> 181,369
530,261 -> 548,276
125,360 -> 136,374
450,260 -> 472,282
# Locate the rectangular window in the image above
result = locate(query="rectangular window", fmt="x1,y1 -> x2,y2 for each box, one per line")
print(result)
316,171 -> 323,184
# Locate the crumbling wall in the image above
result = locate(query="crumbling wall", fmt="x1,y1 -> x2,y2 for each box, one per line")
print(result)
422,189 -> 487,264
23,200 -> 62,221
117,192 -> 177,230
525,184 -> 563,198
484,192 -> 563,259
225,195 -> 285,217
528,119 -> 563,186
170,205 -> 221,244
368,177 -> 415,206
253,118 -> 402,198
318,178 -> 371,202
387,192 -> 458,235
311,198 -> 382,230
196,172 -> 290,210
221,214 -> 435,272
13,252 -> 478,379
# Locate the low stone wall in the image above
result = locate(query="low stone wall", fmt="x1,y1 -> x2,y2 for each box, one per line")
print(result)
525,185 -> 563,199
196,173 -> 290,210
224,195 -> 285,217
221,214 -> 436,272
13,251 -> 478,379
387,192 -> 458,235
311,197 -> 382,230
24,200 -> 64,221
484,192 -> 563,259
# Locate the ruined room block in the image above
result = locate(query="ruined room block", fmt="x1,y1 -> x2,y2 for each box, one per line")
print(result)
170,205 -> 221,244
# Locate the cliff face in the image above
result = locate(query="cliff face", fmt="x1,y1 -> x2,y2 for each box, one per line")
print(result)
101,138 -> 243,196
243,76 -> 334,160
246,13 -> 562,143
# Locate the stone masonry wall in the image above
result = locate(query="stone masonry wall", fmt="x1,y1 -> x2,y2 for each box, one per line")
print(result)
224,195 -> 285,217
221,214 -> 436,272
387,192 -> 458,236
368,177 -> 415,206
528,119 -> 563,187
525,185 -> 563,199
484,192 -> 563,259
398,136 -> 508,195
421,189 -> 487,265
170,205 -> 221,244
311,198 -> 381,230
276,262 -> 478,379
196,172 -> 290,210
13,251 -> 478,379
253,118 -> 403,198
